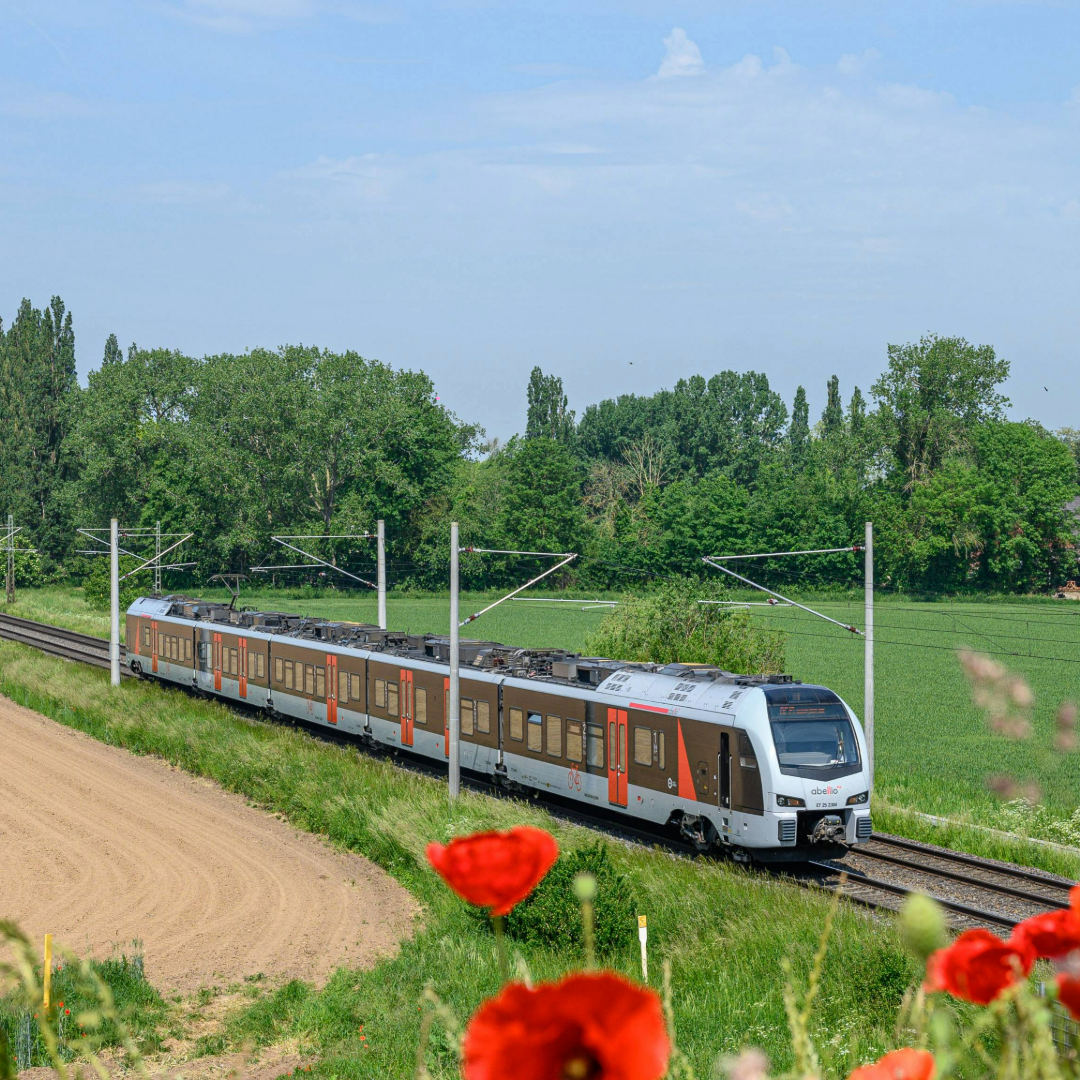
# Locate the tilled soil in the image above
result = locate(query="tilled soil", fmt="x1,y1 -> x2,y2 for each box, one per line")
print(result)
0,696 -> 417,992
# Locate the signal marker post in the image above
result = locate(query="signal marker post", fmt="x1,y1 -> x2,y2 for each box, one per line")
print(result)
448,521 -> 461,802
43,934 -> 53,1009
110,518 -> 121,687
377,519 -> 387,631
638,915 -> 648,981
864,521 -> 874,793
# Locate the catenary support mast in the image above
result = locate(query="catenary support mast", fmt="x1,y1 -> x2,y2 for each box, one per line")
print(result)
864,521 -> 874,792
448,522 -> 460,802
377,519 -> 387,630
110,518 -> 121,687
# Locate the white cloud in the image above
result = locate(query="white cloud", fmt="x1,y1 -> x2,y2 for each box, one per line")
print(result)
657,28 -> 703,79
838,48 -> 881,76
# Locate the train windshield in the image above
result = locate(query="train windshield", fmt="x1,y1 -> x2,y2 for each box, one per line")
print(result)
769,717 -> 860,769
764,687 -> 861,774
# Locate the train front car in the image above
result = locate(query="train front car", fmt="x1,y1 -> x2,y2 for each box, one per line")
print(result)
738,683 -> 872,860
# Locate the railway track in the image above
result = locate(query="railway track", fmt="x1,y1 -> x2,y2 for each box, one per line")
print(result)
0,612 -> 129,675
2,611 -> 1076,933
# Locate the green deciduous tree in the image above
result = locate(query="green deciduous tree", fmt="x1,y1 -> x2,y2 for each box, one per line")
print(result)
525,367 -> 575,443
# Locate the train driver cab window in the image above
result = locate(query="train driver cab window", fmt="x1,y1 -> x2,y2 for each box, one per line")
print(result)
633,726 -> 653,766
477,700 -> 490,734
586,723 -> 604,768
566,721 -> 583,763
527,712 -> 542,752
546,716 -> 562,758
415,687 -> 428,725
142,625 -> 151,648
339,670 -> 349,704
386,680 -> 399,717
350,673 -> 362,701
284,661 -> 294,690
460,698 -> 475,736
374,678 -> 386,708
509,707 -> 524,741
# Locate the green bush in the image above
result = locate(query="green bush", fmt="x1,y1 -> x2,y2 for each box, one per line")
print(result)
503,842 -> 637,956
82,556 -> 146,612
584,577 -> 787,675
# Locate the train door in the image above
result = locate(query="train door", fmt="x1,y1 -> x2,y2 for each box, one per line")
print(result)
151,620 -> 159,673
326,654 -> 338,724
399,668 -> 414,746
719,732 -> 732,810
213,632 -> 222,692
443,676 -> 450,758
607,708 -> 628,807
238,639 -> 248,698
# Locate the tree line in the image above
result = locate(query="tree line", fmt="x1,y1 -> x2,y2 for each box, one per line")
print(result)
2,294 -> 1078,595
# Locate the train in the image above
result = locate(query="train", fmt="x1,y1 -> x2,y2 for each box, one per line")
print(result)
125,594 -> 872,861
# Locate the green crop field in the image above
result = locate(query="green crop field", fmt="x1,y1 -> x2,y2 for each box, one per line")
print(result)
6,586 -> 1080,870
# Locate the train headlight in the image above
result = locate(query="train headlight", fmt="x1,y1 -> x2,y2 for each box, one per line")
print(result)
775,795 -> 805,808
846,791 -> 869,805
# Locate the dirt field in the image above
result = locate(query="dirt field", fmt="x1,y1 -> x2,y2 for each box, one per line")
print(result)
0,696 -> 416,992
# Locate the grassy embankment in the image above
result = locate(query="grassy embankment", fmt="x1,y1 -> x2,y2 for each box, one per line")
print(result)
0,634 -> 921,1079
9,586 -> 1079,877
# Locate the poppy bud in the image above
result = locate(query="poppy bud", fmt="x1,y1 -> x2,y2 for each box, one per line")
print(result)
901,893 -> 946,962
572,872 -> 598,903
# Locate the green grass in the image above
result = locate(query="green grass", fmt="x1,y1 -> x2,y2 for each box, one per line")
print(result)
6,585 -> 1080,874
0,640 -> 921,1079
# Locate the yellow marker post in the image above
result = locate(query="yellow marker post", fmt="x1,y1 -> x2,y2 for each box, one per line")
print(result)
637,915 -> 648,982
43,934 -> 53,1009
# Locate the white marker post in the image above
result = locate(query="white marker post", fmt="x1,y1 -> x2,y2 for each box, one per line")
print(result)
638,915 -> 648,981
864,521 -> 874,793
448,522 -> 460,802
110,518 -> 121,687
377,519 -> 387,630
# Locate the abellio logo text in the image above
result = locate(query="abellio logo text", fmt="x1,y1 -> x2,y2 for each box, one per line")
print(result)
810,785 -> 842,796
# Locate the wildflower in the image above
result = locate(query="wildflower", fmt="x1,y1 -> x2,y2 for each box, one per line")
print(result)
426,826 -> 559,916
925,928 -> 1034,1005
1009,909 -> 1080,961
848,1048 -> 936,1080
462,971 -> 669,1080
1057,973 -> 1080,1021
64,1008 -> 70,1016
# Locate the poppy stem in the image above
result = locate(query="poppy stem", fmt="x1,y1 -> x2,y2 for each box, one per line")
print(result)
582,900 -> 596,970
491,916 -> 510,982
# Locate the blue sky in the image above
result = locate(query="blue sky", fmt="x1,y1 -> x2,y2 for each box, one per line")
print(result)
2,1 -> 1079,439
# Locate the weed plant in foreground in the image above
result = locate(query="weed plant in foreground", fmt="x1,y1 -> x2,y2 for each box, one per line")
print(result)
0,641 -> 919,1078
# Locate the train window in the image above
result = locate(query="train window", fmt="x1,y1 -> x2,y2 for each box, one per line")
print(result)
374,678 -> 386,708
461,698 -> 475,736
586,723 -> 604,768
305,665 -> 314,695
185,639 -> 192,662
232,649 -> 240,677
657,731 -> 666,770
248,651 -> 256,679
527,713 -> 542,752
316,667 -> 325,699
387,681 -> 399,716
350,674 -> 361,701
739,731 -> 757,768
416,687 -> 427,725
609,722 -> 617,769
509,707 -> 524,741
633,726 -> 653,766
256,653 -> 265,678
477,700 -> 490,734
546,716 -> 562,758
284,660 -> 293,689
142,625 -> 151,648
338,670 -> 349,704
620,725 -> 627,771
566,721 -> 583,763
275,657 -> 283,683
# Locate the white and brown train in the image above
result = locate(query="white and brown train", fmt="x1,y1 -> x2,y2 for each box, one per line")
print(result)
126,595 -> 872,860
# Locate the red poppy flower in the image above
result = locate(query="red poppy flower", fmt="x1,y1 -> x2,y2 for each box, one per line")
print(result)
462,971 -> 669,1080
1009,909 -> 1080,961
1073,885 -> 1080,918
1057,973 -> 1080,1020
426,826 -> 559,916
925,928 -> 1034,1005
848,1048 -> 936,1080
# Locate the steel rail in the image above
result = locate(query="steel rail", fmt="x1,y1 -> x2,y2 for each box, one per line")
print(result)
805,861 -> 1022,930
0,613 -> 130,675
851,846 -> 1072,909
